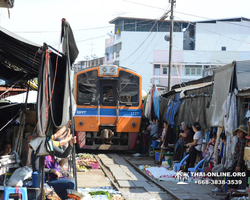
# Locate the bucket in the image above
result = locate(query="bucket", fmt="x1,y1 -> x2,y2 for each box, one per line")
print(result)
152,140 -> 159,147
155,152 -> 165,162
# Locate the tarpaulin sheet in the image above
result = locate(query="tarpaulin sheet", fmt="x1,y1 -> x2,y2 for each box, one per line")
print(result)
166,101 -> 180,126
159,97 -> 171,122
153,87 -> 160,120
175,95 -> 211,128
235,60 -> 250,91
207,63 -> 234,127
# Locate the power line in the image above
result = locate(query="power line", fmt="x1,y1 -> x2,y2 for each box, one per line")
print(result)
49,20 -> 161,46
12,19 -> 163,34
121,6 -> 171,63
175,16 -> 250,45
122,0 -> 250,29
129,20 -> 166,68
13,26 -> 114,34
122,0 -> 168,10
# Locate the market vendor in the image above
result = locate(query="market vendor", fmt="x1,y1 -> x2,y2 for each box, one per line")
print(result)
185,122 -> 203,172
0,141 -> 12,156
51,120 -> 72,148
229,125 -> 247,189
31,132 -> 77,200
172,121 -> 192,161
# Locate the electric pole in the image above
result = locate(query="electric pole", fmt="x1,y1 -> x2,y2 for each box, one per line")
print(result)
168,0 -> 175,91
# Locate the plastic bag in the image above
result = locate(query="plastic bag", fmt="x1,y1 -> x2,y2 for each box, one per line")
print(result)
161,161 -> 170,169
7,166 -> 32,187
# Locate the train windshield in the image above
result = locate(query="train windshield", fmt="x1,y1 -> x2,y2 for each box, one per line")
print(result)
102,86 -> 114,103
77,70 -> 98,105
119,83 -> 138,104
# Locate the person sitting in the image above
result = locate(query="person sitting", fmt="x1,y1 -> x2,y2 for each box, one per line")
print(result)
160,121 -> 175,150
185,122 -> 203,172
148,116 -> 159,141
31,131 -> 77,200
212,125 -> 247,194
0,141 -> 12,156
203,131 -> 216,166
52,120 -> 73,167
52,120 -> 72,148
172,121 -> 192,161
229,125 -> 247,189
212,131 -> 227,192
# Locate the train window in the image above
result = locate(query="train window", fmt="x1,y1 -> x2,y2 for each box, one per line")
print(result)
103,86 -> 113,103
119,83 -> 138,103
78,82 -> 97,104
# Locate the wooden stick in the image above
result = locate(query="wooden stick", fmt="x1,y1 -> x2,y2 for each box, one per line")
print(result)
158,101 -> 174,163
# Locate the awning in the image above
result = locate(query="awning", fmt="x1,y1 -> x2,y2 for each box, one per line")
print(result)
0,0 -> 14,8
4,91 -> 37,103
0,25 -> 42,85
174,82 -> 212,92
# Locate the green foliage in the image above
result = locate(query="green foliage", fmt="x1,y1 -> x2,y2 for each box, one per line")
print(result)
88,191 -> 111,199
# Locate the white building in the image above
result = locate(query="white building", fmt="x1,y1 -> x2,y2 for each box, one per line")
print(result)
73,57 -> 105,73
106,17 -> 189,91
152,17 -> 250,88
105,17 -> 250,91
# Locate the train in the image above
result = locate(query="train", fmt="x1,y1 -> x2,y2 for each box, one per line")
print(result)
74,65 -> 142,150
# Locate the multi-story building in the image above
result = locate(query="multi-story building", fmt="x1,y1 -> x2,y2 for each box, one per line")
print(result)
153,17 -> 250,88
105,17 -> 250,91
73,56 -> 105,73
106,17 -> 189,91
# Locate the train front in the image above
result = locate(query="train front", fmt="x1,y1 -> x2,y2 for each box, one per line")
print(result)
74,65 -> 142,150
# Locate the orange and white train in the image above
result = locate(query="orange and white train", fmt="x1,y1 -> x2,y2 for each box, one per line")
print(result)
74,65 -> 142,150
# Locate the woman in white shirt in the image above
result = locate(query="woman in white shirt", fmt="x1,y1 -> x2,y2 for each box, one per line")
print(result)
185,122 -> 203,172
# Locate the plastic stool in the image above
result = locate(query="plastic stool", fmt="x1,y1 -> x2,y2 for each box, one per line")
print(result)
3,187 -> 28,200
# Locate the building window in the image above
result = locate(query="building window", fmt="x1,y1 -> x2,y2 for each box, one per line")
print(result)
154,64 -> 160,75
163,65 -> 178,75
185,65 -> 202,76
221,46 -> 226,51
162,65 -> 168,75
171,65 -> 179,76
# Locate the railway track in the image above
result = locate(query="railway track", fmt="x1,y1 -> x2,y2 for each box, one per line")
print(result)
94,153 -> 177,200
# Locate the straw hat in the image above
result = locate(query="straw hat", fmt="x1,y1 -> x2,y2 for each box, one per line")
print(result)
233,125 -> 248,136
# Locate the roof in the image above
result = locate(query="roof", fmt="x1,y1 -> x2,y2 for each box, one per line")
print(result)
0,0 -> 14,8
174,82 -> 212,92
171,75 -> 213,89
109,16 -> 188,24
0,25 -> 42,85
193,17 -> 250,24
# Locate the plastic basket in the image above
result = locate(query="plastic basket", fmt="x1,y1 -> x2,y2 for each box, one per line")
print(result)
155,152 -> 165,162
152,141 -> 159,147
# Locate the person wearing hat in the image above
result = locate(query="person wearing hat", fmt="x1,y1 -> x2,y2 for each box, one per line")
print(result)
228,125 -> 247,189
232,125 -> 247,172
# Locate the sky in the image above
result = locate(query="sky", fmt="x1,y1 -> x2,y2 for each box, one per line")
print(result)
0,0 -> 250,62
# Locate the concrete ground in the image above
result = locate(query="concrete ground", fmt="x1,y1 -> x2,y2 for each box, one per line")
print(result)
123,154 -> 227,200
77,170 -> 112,188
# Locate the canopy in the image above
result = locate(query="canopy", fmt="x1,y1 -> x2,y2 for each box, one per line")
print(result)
4,91 -> 37,103
0,26 -> 41,85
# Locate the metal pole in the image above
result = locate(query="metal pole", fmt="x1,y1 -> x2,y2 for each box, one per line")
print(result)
66,27 -> 78,190
168,0 -> 175,92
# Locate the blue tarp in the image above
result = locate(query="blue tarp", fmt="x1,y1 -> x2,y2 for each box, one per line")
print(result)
166,101 -> 180,126
153,87 -> 160,120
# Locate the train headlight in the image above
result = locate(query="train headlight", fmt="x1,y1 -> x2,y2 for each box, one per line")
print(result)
79,121 -> 84,126
132,122 -> 137,127
99,65 -> 118,75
